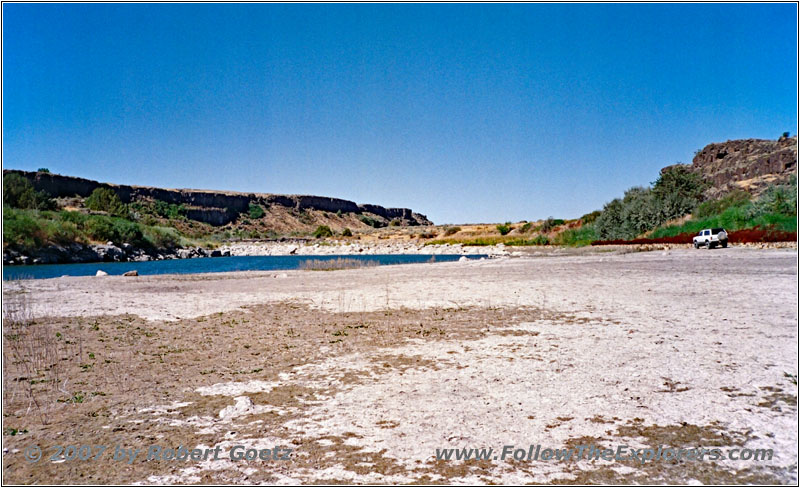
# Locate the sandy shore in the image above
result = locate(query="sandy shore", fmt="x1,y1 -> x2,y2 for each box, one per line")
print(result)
2,247 -> 797,483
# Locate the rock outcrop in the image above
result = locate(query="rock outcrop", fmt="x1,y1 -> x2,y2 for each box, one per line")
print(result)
4,170 -> 433,227
662,136 -> 797,199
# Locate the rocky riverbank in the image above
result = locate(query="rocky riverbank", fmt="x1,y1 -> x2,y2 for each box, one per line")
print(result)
2,242 -> 230,266
217,240 -> 512,257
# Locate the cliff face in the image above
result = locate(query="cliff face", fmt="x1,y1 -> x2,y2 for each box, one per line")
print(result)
663,136 -> 797,199
4,170 -> 432,227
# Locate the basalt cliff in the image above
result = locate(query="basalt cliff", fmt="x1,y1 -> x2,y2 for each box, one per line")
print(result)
662,135 -> 797,199
4,170 -> 432,227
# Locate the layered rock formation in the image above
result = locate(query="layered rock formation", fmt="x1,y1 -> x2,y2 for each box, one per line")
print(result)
3,170 -> 432,226
662,136 -> 797,199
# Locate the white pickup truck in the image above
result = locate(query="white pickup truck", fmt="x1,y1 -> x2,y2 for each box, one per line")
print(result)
693,228 -> 728,249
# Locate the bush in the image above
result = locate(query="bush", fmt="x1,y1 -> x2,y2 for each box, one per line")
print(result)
554,224 -> 597,247
341,228 -> 353,237
313,225 -> 333,238
694,190 -> 751,219
3,173 -> 56,210
248,204 -> 265,219
3,207 -> 44,248
519,222 -> 532,233
540,217 -> 565,233
389,219 -> 402,226
152,200 -> 187,219
145,227 -> 180,249
37,168 -> 50,173
749,177 -> 797,217
496,223 -> 512,235
83,215 -> 144,245
85,187 -> 128,218
359,216 -> 385,228
580,210 -> 602,224
443,226 -> 461,236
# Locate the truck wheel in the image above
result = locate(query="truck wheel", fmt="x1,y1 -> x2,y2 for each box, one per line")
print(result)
694,242 -> 699,249
708,241 -> 715,249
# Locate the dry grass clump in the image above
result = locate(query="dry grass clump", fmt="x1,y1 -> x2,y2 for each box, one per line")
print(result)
299,257 -> 379,271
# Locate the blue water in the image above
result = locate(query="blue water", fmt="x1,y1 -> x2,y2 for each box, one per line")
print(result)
3,254 -> 485,281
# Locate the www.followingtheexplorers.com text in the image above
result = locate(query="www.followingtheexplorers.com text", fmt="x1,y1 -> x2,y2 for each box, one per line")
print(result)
435,445 -> 774,464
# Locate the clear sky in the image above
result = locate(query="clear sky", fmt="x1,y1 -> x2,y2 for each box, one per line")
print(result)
3,3 -> 797,224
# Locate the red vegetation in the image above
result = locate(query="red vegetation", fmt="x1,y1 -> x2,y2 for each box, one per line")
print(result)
591,227 -> 797,246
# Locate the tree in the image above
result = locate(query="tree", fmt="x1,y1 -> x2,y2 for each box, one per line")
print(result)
313,225 -> 333,238
3,173 -> 56,210
85,187 -> 128,218
248,203 -> 265,219
651,166 -> 708,221
496,223 -> 512,235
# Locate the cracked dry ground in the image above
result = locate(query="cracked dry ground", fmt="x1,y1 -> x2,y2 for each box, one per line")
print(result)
3,298 -> 797,484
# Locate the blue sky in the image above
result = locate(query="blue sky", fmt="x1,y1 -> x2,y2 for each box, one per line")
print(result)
3,3 -> 797,224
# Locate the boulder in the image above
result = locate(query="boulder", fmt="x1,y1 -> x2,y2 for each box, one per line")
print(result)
95,270 -> 108,276
122,270 -> 138,277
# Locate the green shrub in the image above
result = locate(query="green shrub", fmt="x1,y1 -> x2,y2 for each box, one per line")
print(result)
313,225 -> 333,238
389,219 -> 402,227
3,207 -> 44,248
554,224 -> 597,246
248,204 -> 265,219
85,187 -> 128,217
37,168 -> 50,173
540,217 -> 564,233
341,228 -> 353,237
496,223 -> 512,235
359,216 -> 385,228
519,222 -> 532,233
580,210 -> 602,224
3,173 -> 56,210
145,226 -> 180,249
694,190 -> 751,218
45,220 -> 79,245
152,200 -> 187,219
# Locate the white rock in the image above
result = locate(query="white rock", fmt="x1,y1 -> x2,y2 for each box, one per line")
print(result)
458,256 -> 469,262
95,270 -> 108,276
219,396 -> 255,420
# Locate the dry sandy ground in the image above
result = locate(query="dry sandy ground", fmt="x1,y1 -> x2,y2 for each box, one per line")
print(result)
2,247 -> 797,484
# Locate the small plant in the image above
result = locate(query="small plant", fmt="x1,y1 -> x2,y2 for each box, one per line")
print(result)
496,223 -> 512,235
313,225 -> 333,238
443,226 -> 461,236
300,257 -> 378,271
520,222 -> 532,233
389,219 -> 402,226
341,227 -> 352,237
359,216 -> 386,228
540,217 -> 565,233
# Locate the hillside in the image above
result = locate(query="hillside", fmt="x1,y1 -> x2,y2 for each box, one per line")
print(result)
4,170 -> 432,229
2,170 -> 435,264
662,135 -> 797,200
